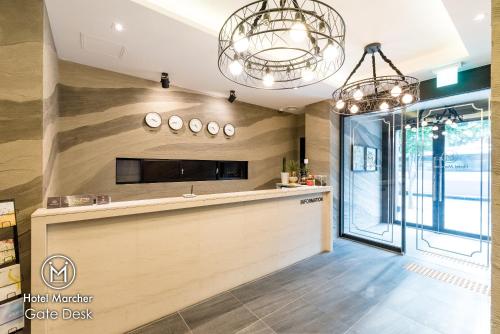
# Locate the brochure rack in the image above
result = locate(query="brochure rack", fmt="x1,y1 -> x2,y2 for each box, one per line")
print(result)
0,200 -> 24,333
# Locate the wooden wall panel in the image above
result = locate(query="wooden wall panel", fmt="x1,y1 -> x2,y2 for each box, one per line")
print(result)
304,101 -> 340,237
46,61 -> 302,201
491,0 -> 500,332
42,4 -> 59,204
0,0 -> 44,310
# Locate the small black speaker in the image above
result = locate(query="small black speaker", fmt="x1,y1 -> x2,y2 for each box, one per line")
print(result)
228,90 -> 236,103
160,73 -> 170,89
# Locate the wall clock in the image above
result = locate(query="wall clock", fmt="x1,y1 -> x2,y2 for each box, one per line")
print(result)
189,118 -> 203,133
168,115 -> 184,131
144,112 -> 162,128
223,123 -> 236,137
207,121 -> 220,135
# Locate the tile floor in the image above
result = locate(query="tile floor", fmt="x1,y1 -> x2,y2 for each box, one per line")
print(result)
128,239 -> 490,334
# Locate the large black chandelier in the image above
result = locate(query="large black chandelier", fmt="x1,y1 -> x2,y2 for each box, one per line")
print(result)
332,43 -> 420,115
218,0 -> 346,90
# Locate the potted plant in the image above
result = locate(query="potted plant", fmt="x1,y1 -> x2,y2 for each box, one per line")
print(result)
287,160 -> 300,184
281,157 -> 289,184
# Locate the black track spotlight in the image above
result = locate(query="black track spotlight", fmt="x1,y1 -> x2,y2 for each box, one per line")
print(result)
160,72 -> 170,89
228,90 -> 237,103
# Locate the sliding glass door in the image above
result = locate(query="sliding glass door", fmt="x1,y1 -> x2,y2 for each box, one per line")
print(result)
340,97 -> 491,265
407,103 -> 491,265
340,111 -> 404,252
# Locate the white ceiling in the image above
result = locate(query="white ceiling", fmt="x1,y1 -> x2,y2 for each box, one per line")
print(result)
45,0 -> 491,112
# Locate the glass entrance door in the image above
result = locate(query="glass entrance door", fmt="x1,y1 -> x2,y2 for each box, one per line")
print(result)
340,111 -> 404,252
442,120 -> 490,236
409,103 -> 491,266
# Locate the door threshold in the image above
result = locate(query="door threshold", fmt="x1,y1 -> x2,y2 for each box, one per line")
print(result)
339,234 -> 404,255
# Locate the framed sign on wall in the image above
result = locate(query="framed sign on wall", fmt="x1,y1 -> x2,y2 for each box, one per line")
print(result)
352,145 -> 365,171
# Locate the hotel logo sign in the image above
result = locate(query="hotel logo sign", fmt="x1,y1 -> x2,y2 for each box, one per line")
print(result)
41,255 -> 76,290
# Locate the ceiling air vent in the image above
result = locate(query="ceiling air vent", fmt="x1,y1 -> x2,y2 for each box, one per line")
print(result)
80,33 -> 126,59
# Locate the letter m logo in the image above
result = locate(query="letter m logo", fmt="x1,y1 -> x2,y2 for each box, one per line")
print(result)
49,261 -> 68,283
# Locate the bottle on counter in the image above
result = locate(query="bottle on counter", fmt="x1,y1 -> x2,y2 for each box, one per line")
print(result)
306,174 -> 315,186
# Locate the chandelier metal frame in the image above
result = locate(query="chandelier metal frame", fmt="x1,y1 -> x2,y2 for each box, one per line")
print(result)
218,0 -> 346,90
332,42 -> 420,115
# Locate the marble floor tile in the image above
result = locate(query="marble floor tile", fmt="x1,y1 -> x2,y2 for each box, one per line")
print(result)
302,290 -> 379,329
262,298 -> 350,334
389,291 -> 490,334
345,306 -> 441,334
180,292 -> 258,334
236,320 -> 276,334
134,239 -> 490,334
127,312 -> 190,334
233,284 -> 303,318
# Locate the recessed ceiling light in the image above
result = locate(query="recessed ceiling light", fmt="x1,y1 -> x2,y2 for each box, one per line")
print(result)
112,22 -> 124,32
473,13 -> 485,21
285,106 -> 298,112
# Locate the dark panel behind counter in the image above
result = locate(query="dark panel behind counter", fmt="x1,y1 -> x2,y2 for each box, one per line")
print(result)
116,158 -> 248,184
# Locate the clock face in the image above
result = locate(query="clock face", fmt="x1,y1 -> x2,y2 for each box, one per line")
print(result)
168,115 -> 184,131
223,123 -> 236,137
207,121 -> 220,135
144,112 -> 162,128
189,118 -> 203,133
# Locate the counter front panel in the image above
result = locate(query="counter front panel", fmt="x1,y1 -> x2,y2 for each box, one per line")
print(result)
31,187 -> 332,334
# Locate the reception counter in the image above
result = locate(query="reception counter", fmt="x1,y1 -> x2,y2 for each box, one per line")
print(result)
31,186 -> 332,333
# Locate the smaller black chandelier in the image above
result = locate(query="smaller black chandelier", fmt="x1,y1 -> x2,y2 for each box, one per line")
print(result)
405,107 -> 463,139
332,42 -> 419,115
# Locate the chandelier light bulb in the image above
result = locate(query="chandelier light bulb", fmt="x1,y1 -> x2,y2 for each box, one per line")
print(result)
233,33 -> 249,53
402,93 -> 413,104
263,69 -> 275,87
442,131 -> 447,136
229,60 -> 243,76
433,134 -> 439,140
335,100 -> 345,110
302,68 -> 315,82
323,43 -> 338,61
350,104 -> 359,114
432,125 -> 439,131
390,85 -> 402,97
405,124 -> 411,130
445,118 -> 453,125
353,88 -> 363,101
290,22 -> 307,42
379,101 -> 389,111
421,120 -> 428,127
411,127 -> 417,132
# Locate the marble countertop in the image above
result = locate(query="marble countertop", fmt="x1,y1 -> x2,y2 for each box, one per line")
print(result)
32,186 -> 332,225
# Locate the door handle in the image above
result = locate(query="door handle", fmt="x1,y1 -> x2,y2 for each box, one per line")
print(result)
432,157 -> 437,201
439,160 -> 444,202
181,168 -> 184,175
